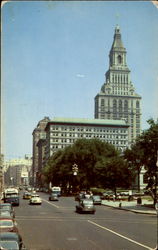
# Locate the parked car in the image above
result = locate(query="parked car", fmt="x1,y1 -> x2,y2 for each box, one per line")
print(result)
76,199 -> 96,214
92,195 -> 102,205
0,210 -> 15,220
23,192 -> 31,200
0,218 -> 18,233
102,191 -> 114,200
0,203 -> 15,218
49,193 -> 59,201
29,195 -> 42,205
0,232 -> 26,250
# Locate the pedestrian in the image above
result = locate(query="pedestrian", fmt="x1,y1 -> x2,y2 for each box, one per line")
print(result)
113,194 -> 116,201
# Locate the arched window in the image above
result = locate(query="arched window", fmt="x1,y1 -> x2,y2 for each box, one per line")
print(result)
124,100 -> 128,108
118,55 -> 122,64
119,100 -> 122,108
119,100 -> 122,118
113,99 -> 117,119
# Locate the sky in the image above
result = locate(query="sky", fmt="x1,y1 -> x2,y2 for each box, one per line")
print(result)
1,1 -> 158,160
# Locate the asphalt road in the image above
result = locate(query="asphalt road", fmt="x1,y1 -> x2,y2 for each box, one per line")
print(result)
14,192 -> 157,250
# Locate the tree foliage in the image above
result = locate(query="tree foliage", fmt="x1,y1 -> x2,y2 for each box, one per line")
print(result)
124,118 -> 158,204
42,138 -> 133,193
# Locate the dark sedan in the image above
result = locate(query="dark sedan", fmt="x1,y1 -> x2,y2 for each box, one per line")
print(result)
49,193 -> 59,201
0,203 -> 15,218
0,210 -> 15,220
76,199 -> 96,214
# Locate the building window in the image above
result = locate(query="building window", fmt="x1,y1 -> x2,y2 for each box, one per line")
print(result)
118,55 -> 122,64
136,101 -> 139,108
101,99 -> 105,106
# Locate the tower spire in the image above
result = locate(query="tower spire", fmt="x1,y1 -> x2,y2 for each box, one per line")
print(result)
111,25 -> 125,51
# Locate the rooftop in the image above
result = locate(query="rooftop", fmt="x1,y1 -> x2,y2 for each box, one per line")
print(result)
47,117 -> 129,126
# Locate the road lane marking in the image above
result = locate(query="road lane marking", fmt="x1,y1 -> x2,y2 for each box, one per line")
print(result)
42,198 -> 59,208
67,237 -> 77,241
88,220 -> 153,250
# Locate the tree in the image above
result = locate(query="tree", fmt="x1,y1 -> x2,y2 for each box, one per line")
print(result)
42,138 -> 133,193
124,119 -> 158,205
95,156 -> 133,195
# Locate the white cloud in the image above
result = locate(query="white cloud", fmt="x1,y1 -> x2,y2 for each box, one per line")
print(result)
76,74 -> 85,78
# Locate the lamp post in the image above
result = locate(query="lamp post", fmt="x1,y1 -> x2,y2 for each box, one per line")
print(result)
10,177 -> 14,187
136,159 -> 141,192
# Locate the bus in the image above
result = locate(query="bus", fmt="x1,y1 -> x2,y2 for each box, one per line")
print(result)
51,186 -> 61,197
3,188 -> 20,206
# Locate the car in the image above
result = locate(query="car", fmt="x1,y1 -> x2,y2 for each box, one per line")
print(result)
29,195 -> 42,205
0,218 -> 18,233
0,240 -> 20,249
23,192 -> 31,199
76,199 -> 96,214
0,232 -> 26,250
92,195 -> 102,205
49,193 -> 59,201
0,203 -> 15,218
0,210 -> 15,220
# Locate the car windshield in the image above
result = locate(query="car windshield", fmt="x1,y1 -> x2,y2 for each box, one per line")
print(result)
0,211 -> 11,217
0,240 -> 19,250
0,220 -> 13,228
83,200 -> 93,205
93,196 -> 100,199
5,193 -> 18,198
0,205 -> 11,211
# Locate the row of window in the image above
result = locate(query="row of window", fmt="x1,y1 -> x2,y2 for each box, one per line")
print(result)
50,127 -> 127,134
50,139 -> 127,149
50,134 -> 127,141
101,99 -> 140,108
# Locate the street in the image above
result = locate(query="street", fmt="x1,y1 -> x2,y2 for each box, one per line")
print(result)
14,192 -> 157,250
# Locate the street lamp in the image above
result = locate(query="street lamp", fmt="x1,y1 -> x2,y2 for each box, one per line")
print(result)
135,159 -> 141,192
72,164 -> 78,194
10,177 -> 14,187
72,164 -> 78,176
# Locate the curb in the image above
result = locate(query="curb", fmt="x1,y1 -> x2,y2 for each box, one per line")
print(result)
102,203 -> 157,215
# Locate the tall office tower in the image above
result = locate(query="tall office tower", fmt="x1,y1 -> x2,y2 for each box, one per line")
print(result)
95,25 -> 142,145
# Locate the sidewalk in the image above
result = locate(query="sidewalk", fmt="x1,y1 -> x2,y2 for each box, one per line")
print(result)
101,199 -> 157,215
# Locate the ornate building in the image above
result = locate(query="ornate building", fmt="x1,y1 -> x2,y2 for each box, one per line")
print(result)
32,117 -> 50,186
95,26 -> 142,145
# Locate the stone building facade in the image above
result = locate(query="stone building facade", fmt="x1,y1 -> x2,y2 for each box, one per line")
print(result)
32,117 -> 50,186
44,117 -> 129,163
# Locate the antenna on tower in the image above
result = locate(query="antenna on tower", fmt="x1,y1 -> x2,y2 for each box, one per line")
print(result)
115,13 -> 120,26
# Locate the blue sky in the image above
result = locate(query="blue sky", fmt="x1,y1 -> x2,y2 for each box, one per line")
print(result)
2,1 -> 158,160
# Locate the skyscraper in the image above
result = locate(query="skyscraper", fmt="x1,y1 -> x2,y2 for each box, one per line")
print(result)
95,25 -> 142,145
